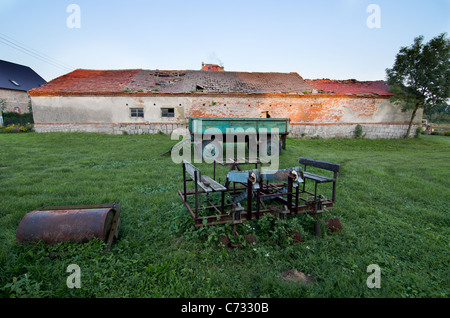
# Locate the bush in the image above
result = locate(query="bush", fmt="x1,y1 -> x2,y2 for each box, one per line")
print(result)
1,112 -> 34,126
415,126 -> 423,138
0,123 -> 34,133
354,124 -> 365,138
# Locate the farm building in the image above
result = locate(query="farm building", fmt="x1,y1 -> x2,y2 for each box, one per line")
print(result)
29,65 -> 421,138
0,59 -> 47,115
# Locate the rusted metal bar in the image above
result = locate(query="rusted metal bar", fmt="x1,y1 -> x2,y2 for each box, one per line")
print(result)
194,170 -> 199,219
256,188 -> 260,219
183,162 -> 187,202
287,175 -> 293,213
246,177 -> 252,221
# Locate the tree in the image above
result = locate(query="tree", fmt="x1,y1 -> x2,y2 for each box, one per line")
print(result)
386,33 -> 450,138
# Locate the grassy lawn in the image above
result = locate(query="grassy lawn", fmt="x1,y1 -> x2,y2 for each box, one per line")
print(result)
0,133 -> 448,298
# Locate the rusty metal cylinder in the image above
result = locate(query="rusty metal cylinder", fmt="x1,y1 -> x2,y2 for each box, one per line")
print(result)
16,206 -> 117,244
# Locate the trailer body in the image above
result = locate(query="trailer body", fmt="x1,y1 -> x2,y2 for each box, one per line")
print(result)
188,117 -> 290,159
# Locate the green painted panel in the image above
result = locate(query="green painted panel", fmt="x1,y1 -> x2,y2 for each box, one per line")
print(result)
188,117 -> 289,134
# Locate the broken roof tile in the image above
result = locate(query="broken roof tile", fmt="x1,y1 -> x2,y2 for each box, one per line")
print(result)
305,78 -> 393,96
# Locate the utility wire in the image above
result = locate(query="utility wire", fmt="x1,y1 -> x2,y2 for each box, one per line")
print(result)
0,33 -> 74,72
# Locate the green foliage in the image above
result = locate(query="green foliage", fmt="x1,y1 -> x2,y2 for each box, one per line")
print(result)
0,123 -> 34,133
424,103 -> 450,124
1,112 -> 34,126
386,33 -> 450,137
354,124 -> 364,139
415,126 -> 423,137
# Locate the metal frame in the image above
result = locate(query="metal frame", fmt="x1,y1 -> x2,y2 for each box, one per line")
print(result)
178,158 -> 339,228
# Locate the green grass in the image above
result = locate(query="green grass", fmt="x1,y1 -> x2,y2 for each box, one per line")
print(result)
0,133 -> 449,298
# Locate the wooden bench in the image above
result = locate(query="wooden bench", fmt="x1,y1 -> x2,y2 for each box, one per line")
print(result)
182,160 -> 228,219
298,157 -> 341,203
183,160 -> 227,193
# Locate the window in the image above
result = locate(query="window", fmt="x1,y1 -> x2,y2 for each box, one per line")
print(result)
9,79 -> 20,86
260,111 -> 271,118
161,108 -> 174,118
130,108 -> 144,118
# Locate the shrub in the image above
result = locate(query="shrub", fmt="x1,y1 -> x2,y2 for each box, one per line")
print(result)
415,126 -> 423,138
0,123 -> 34,133
1,112 -> 34,126
354,124 -> 364,138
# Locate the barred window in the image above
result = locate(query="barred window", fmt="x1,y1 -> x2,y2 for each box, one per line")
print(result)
161,108 -> 174,118
131,108 -> 144,118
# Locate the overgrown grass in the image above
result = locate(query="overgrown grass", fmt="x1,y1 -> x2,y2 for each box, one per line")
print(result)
0,133 -> 448,298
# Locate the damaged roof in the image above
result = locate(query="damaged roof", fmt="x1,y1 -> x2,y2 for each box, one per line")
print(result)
29,69 -> 393,97
305,79 -> 393,96
29,69 -> 315,96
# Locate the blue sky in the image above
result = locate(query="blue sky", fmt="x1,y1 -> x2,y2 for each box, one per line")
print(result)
0,0 -> 449,82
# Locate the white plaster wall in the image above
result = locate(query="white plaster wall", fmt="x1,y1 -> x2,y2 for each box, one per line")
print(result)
31,95 -> 187,123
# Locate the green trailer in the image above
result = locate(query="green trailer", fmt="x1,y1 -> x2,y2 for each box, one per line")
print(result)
188,117 -> 290,160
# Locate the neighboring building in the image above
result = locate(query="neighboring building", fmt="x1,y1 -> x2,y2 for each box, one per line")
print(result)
29,67 -> 421,138
0,60 -> 47,114
201,62 -> 224,71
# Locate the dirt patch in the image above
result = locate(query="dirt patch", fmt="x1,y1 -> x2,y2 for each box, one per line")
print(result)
281,269 -> 316,285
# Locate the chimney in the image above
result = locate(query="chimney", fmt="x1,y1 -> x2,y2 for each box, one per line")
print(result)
202,61 -> 205,68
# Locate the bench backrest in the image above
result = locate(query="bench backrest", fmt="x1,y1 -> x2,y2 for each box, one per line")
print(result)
183,160 -> 201,180
298,157 -> 340,172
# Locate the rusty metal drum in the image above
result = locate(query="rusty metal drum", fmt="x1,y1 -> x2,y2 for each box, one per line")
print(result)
16,204 -> 120,244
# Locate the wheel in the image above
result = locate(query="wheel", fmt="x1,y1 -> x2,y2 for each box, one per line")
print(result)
202,140 -> 222,162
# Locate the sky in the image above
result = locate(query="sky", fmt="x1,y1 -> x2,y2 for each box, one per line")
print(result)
0,0 -> 449,82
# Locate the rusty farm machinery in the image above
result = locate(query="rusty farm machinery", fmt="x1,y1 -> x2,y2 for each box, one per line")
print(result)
16,203 -> 121,252
178,156 -> 342,246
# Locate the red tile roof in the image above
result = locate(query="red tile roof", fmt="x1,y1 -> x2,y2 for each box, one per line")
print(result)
305,79 -> 393,96
29,69 -> 140,95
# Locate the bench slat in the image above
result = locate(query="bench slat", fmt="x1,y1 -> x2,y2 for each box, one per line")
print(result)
298,157 -> 340,172
303,171 -> 335,183
201,175 -> 227,192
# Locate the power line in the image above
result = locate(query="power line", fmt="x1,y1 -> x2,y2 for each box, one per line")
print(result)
0,33 -> 74,72
0,32 -> 74,69
0,35 -> 73,72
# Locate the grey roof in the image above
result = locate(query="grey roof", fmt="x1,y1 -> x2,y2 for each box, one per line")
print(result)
127,70 -> 314,94
0,60 -> 47,92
